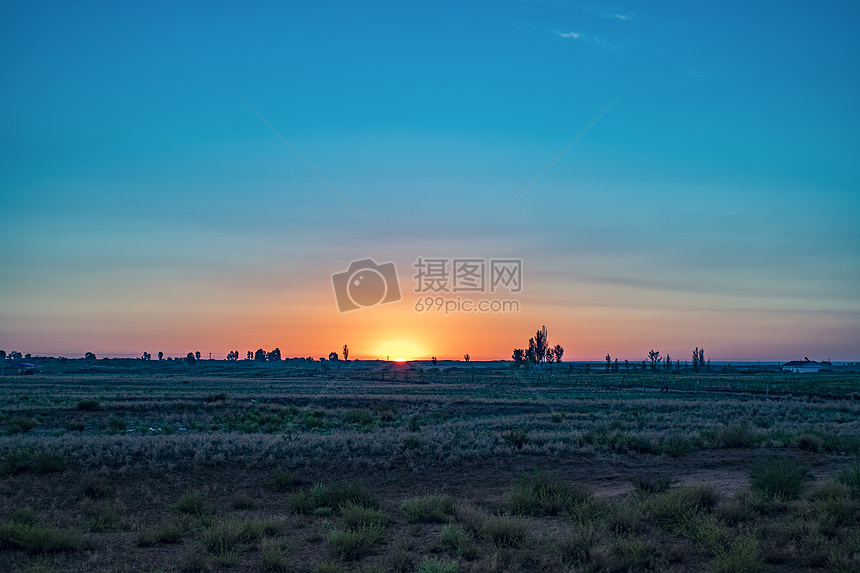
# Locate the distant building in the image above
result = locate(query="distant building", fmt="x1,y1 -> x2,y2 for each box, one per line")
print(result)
781,359 -> 824,373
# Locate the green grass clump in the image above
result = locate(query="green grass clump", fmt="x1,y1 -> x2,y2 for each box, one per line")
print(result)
403,435 -> 422,449
440,523 -> 477,559
558,524 -> 596,565
711,535 -> 761,573
303,410 -> 326,429
508,473 -> 592,516
836,463 -> 860,498
2,449 -> 67,475
75,399 -> 101,411
136,515 -> 193,546
7,416 -> 36,433
344,408 -> 374,425
661,434 -> 696,457
328,523 -> 384,560
171,491 -> 214,516
501,428 -> 529,448
400,494 -> 455,523
416,555 -> 458,573
312,481 -> 378,511
200,519 -> 262,559
481,515 -> 529,548
0,512 -> 87,553
795,433 -> 824,452
632,471 -> 674,494
259,538 -> 293,572
313,560 -> 347,573
717,424 -> 758,448
749,457 -> 810,500
266,468 -> 303,492
340,501 -> 387,530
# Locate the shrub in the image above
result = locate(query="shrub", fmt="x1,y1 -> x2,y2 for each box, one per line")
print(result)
387,541 -> 414,572
440,524 -> 477,560
2,450 -> 67,475
453,502 -> 486,536
172,491 -> 214,516
609,535 -> 655,571
407,415 -> 422,432
558,524 -> 596,565
416,555 -> 458,573
313,560 -> 347,573
107,416 -> 127,433
328,523 -> 384,560
287,490 -> 315,514
340,501 -> 387,530
303,410 -> 326,429
259,538 -> 293,572
266,468 -> 302,492
501,428 -> 529,449
836,463 -> 860,498
81,500 -> 121,532
201,519 -> 261,557
344,408 -> 374,425
313,481 -> 378,510
481,515 -> 528,548
0,519 -> 87,553
508,473 -> 592,516
75,399 -> 101,411
632,471 -> 673,494
661,434 -> 695,457
136,516 -> 193,546
718,424 -> 757,448
401,494 -> 455,523
7,416 -> 36,433
403,435 -> 422,450
711,535 -> 761,573
795,433 -> 824,452
749,457 -> 810,500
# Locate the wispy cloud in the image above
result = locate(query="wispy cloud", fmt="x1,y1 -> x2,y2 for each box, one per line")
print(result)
613,14 -> 631,21
557,31 -> 583,39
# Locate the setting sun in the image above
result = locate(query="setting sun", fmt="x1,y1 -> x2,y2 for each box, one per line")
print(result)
372,340 -> 426,362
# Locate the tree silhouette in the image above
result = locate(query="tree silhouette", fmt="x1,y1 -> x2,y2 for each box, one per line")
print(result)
665,354 -> 671,372
84,352 -> 96,361
342,344 -> 349,361
534,326 -> 548,368
605,353 -> 611,371
552,344 -> 564,368
254,349 -> 266,361
0,350 -> 5,361
141,352 -> 151,360
186,352 -> 196,365
268,348 -> 281,361
464,354 -> 470,362
512,348 -> 525,368
431,356 -> 437,365
328,351 -> 339,362
158,351 -> 164,360
648,350 -> 661,371
195,351 -> 201,361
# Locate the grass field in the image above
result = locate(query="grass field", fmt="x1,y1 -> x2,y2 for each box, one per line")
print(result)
1,360 -> 859,572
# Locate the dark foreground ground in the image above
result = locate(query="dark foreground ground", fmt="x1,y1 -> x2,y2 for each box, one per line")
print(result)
1,362 -> 859,572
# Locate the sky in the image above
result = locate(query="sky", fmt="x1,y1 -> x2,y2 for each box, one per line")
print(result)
1,0 -> 859,362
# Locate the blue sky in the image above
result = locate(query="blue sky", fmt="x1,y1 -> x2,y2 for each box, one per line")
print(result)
2,0 -> 859,360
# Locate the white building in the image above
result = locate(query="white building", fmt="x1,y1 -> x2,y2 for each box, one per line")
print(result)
781,359 -> 824,373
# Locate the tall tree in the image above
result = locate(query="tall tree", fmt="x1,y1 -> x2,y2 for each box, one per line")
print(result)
512,348 -> 525,368
268,348 -> 281,361
648,350 -> 661,371
553,344 -> 564,365
158,351 -> 164,361
0,350 -> 5,361
342,344 -> 349,361
254,348 -> 266,361
605,353 -> 611,371
464,354 -> 470,362
534,326 -> 548,368
195,351 -> 201,361
186,352 -> 196,365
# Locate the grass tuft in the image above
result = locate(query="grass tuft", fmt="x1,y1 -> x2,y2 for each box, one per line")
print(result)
749,457 -> 810,500
328,523 -> 384,560
508,472 -> 592,516
416,555 -> 458,573
400,494 -> 455,523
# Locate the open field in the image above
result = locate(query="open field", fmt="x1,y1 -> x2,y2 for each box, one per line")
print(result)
1,361 -> 859,572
